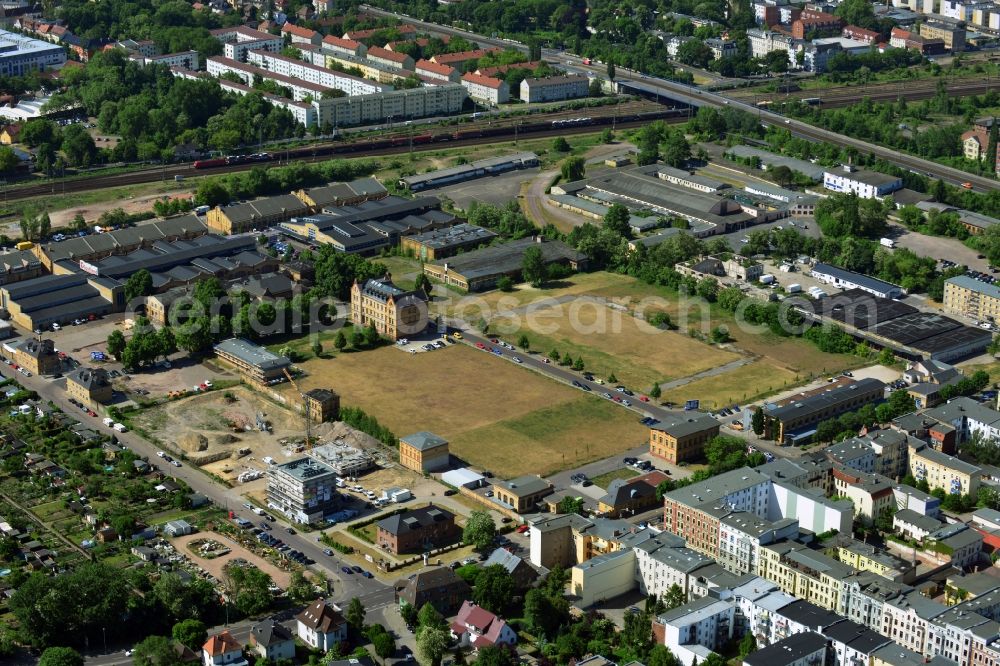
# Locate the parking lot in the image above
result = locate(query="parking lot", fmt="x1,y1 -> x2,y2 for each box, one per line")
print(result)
432,167 -> 540,210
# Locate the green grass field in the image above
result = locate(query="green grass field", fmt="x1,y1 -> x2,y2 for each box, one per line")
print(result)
589,468 -> 639,490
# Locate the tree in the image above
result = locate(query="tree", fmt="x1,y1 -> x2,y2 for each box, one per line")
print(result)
663,583 -> 686,610
739,633 -> 758,660
350,328 -> 365,349
39,647 -> 84,666
560,155 -> 585,181
497,275 -> 514,292
572,356 -> 585,371
312,341 -> 323,358
648,645 -> 680,666
752,407 -> 765,436
476,645 -> 517,666
552,137 -> 570,152
416,626 -> 449,666
414,273 -> 432,296
346,596 -> 366,630
371,630 -> 395,662
172,619 -> 207,651
335,330 -> 347,351
988,118 -> 999,175
224,564 -> 273,617
124,268 -> 153,303
132,636 -> 182,666
401,602 -> 419,628
473,565 -> 514,613
517,334 -> 530,350
607,61 -> 616,81
463,510 -> 497,551
557,496 -> 584,515
650,383 -> 661,399
522,246 -> 546,288
603,203 -> 632,238
287,570 -> 315,605
677,40 -> 713,68
601,128 -> 615,144
662,131 -> 690,168
417,602 -> 446,630
107,330 -> 127,359
771,165 -> 794,186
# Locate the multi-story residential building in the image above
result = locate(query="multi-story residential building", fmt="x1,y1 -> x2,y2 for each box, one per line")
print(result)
893,509 -> 944,542
210,26 -> 282,62
648,412 -> 720,464
65,367 -> 113,407
460,72 -> 509,105
718,511 -> 799,575
248,619 -> 296,662
745,632 -> 828,666
398,431 -> 450,473
867,430 -> 912,480
266,456 -> 339,525
415,59 -> 459,82
909,441 -> 982,496
963,128 -> 991,162
791,9 -> 844,37
747,29 -> 799,62
662,468 -> 772,557
943,276 -> 1000,322
365,45 -> 413,71
350,274 -> 426,342
430,48 -> 501,71
836,540 -> 915,583
634,532 -> 714,599
757,541 -> 856,612
529,512 -> 596,569
376,505 -> 460,554
493,475 -> 553,513
213,338 -> 291,386
767,481 -> 854,535
654,597 -> 736,666
841,573 -> 907,631
762,378 -> 886,444
321,35 -> 366,58
313,84 -> 467,129
842,25 -> 880,43
12,338 -> 60,376
881,590 -> 948,654
831,466 -> 895,524
705,37 -> 738,58
597,471 -> 669,518
0,29 -> 65,76
824,438 -> 878,473
823,165 -> 903,199
929,522 -> 984,570
282,22 -> 322,45
520,75 -> 590,103
246,50 -> 386,96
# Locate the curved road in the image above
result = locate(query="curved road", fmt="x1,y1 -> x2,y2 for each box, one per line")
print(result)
362,5 -> 1000,193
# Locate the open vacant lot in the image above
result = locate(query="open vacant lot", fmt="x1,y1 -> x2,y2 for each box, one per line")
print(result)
492,300 -> 740,392
661,358 -> 800,409
278,344 -> 647,477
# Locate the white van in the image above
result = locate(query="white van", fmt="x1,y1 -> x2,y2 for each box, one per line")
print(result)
113,423 -> 127,432
102,417 -> 114,427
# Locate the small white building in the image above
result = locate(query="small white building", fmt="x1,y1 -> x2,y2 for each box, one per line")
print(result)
450,601 -> 518,650
461,72 -> 510,105
520,74 -> 589,104
823,165 -> 903,199
202,631 -> 247,666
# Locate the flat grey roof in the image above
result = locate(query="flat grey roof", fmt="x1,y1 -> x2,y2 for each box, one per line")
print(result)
429,236 -> 585,281
812,262 -> 901,295
745,632 -> 828,666
214,338 -> 291,371
765,378 -> 885,422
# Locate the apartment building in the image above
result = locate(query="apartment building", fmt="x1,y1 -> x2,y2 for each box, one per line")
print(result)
663,468 -> 772,556
266,456 -> 339,525
757,541 -> 856,612
350,274 -> 426,342
909,441 -> 982,496
313,84 -> 467,129
322,35 -> 366,58
943,275 -> 1000,321
648,412 -> 720,464
282,22 -> 322,45
824,438 -> 877,473
654,597 -> 736,666
398,431 -> 450,473
12,338 -> 60,375
246,50 -> 386,96
366,45 -> 413,70
745,632 -> 828,666
836,540 -> 915,583
460,72 -> 509,105
430,48 -> 501,71
831,466 -> 896,523
880,590 -> 948,654
747,28 -> 798,62
376,505 -> 459,554
634,533 -> 714,599
416,59 -> 460,82
210,26 -> 282,62
792,9 -> 844,37
718,511 -> 798,575
520,75 -> 590,103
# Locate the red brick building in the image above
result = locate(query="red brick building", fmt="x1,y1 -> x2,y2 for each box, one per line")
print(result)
376,505 -> 460,555
792,10 -> 844,39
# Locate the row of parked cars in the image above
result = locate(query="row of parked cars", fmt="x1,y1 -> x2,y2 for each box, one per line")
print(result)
254,530 -> 313,564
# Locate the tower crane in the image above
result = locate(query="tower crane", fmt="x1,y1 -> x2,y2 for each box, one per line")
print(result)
283,368 -> 312,449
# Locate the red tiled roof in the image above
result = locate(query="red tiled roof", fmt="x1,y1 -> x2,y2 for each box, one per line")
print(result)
461,72 -> 504,89
368,45 -> 410,63
432,47 -> 501,65
203,631 -> 241,657
476,60 -> 541,77
282,22 -> 317,39
323,34 -> 362,51
416,59 -> 455,76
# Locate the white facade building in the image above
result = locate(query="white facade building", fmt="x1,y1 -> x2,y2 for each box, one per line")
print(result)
823,166 -> 903,198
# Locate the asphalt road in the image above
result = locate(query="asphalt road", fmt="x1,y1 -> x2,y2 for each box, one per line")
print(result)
361,5 -> 1000,193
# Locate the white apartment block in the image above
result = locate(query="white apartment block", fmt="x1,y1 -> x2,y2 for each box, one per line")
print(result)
747,29 -> 799,65
314,84 -> 466,128
767,482 -> 853,535
893,0 -> 935,13
218,78 -> 317,127
634,536 -> 714,599
212,26 -> 282,63
246,50 -> 386,96
141,51 -> 200,70
460,72 -> 509,105
520,75 -> 590,103
718,512 -> 799,575
322,35 -> 367,58
880,591 -> 948,654
207,57 -> 326,102
656,597 -> 736,666
939,0 -> 978,21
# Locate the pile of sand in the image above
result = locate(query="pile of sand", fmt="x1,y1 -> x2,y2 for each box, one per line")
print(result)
313,421 -> 383,450
179,433 -> 209,453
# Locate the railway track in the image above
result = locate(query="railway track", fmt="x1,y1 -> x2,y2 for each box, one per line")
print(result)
2,109 -> 682,202
725,77 -> 999,108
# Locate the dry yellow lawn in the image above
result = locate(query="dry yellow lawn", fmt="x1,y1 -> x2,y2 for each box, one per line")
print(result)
661,359 -> 801,410
280,345 -> 647,477
492,301 -> 741,392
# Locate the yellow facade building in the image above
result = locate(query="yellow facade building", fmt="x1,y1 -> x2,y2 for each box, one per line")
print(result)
350,275 -> 425,342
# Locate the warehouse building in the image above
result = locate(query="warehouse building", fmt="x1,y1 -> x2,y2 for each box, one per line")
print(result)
214,338 -> 292,386
398,152 -> 538,191
823,165 -> 903,199
0,29 -> 66,76
400,224 -> 497,261
266,456 -> 339,525
0,273 -> 123,331
278,196 -> 453,252
798,289 -> 992,361
292,177 -> 387,212
206,194 -> 310,235
810,263 -> 904,299
423,236 -> 587,292
763,378 -> 886,444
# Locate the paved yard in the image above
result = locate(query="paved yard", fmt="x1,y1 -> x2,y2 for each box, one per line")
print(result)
170,530 -> 292,589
